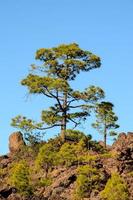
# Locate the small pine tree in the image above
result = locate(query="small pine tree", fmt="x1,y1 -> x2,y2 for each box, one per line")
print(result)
9,160 -> 32,196
100,173 -> 129,200
92,101 -> 119,147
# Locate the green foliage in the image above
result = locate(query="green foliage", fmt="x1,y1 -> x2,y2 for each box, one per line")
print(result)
57,143 -> 77,167
74,174 -> 89,200
38,177 -> 52,187
11,43 -> 105,141
35,43 -> 101,80
9,160 -> 32,196
11,115 -> 43,132
35,142 -> 57,171
65,129 -> 104,153
78,154 -> 98,164
21,74 -> 70,94
11,115 -> 44,145
13,144 -> 42,162
76,138 -> 88,153
65,129 -> 86,142
47,135 -> 63,150
89,140 -> 106,152
74,165 -> 103,199
100,173 -> 129,200
35,136 -> 102,170
92,101 -> 119,147
98,151 -> 118,160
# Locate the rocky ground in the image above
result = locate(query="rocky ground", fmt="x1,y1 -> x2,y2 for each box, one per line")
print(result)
0,132 -> 133,200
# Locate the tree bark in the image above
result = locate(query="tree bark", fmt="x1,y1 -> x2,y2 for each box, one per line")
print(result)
104,124 -> 107,148
61,92 -> 67,142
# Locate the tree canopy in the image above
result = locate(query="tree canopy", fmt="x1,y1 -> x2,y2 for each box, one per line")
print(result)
11,43 -> 105,141
92,101 -> 119,147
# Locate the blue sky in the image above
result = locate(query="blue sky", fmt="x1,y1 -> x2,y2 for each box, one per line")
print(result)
0,0 -> 133,154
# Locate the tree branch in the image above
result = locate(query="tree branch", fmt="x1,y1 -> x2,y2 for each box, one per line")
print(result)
69,104 -> 87,109
67,99 -> 77,107
56,90 -> 64,112
41,90 -> 53,98
41,86 -> 64,112
67,116 -> 80,128
35,124 -> 61,130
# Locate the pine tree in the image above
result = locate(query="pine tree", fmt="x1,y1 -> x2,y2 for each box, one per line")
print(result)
92,101 -> 119,147
11,43 -> 104,141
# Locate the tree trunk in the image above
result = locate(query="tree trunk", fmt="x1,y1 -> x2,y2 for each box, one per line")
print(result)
61,124 -> 66,142
104,133 -> 107,148
60,92 -> 67,142
104,125 -> 107,148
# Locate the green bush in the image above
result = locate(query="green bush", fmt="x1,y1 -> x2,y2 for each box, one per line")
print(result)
35,142 -> 57,171
89,140 -> 106,152
9,160 -> 32,196
74,174 -> 89,200
38,177 -> 52,187
65,129 -> 87,142
57,143 -> 77,167
76,138 -> 88,154
100,173 -> 129,200
74,165 -> 102,199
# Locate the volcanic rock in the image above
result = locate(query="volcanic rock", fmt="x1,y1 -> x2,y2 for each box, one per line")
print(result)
9,132 -> 25,153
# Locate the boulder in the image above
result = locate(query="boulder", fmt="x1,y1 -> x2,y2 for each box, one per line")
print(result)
7,194 -> 22,200
111,132 -> 133,173
112,132 -> 133,155
9,132 -> 25,153
0,187 -> 16,199
43,166 -> 77,199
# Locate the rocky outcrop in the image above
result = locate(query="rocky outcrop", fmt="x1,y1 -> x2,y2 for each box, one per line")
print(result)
9,132 -> 25,153
0,132 -> 133,199
112,132 -> 133,151
43,166 -> 77,200
0,155 -> 11,169
112,132 -> 133,173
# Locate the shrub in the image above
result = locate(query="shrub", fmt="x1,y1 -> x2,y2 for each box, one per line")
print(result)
35,142 -> 57,173
100,173 -> 129,200
38,177 -> 52,187
74,165 -> 102,199
65,129 -> 87,142
89,140 -> 106,152
57,143 -> 77,167
76,138 -> 88,154
9,160 -> 32,196
74,174 -> 89,200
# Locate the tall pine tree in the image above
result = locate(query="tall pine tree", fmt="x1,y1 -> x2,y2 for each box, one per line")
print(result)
11,43 -> 104,141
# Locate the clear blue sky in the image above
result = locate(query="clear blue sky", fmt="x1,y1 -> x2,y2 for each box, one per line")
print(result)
0,0 -> 133,154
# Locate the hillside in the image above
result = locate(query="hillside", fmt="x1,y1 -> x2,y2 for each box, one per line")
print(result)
0,131 -> 133,200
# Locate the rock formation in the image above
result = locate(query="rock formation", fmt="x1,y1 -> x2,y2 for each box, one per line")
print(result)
0,132 -> 132,199
9,132 -> 25,153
